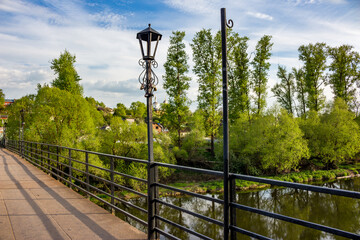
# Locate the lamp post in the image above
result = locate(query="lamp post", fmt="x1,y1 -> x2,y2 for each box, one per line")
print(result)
136,24 -> 162,240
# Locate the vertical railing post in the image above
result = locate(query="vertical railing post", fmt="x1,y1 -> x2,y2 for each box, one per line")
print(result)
110,156 -> 115,214
230,176 -> 237,239
48,145 -> 50,173
56,146 -> 60,180
85,152 -> 90,198
40,143 -> 43,166
69,149 -> 72,189
221,7 -> 233,240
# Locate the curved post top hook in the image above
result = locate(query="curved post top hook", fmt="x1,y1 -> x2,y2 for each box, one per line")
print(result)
226,19 -> 233,29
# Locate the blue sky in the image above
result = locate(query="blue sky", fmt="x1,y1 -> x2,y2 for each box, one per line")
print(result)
0,0 -> 359,109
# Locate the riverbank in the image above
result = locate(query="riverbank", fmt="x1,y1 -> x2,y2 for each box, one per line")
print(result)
159,166 -> 360,197
93,163 -> 360,200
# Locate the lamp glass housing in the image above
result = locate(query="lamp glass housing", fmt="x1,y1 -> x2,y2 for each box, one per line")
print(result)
136,24 -> 162,60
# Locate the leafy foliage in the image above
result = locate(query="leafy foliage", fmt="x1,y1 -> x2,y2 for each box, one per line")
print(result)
298,43 -> 327,112
327,45 -> 360,104
0,89 -> 4,111
293,67 -> 307,117
51,50 -> 83,95
229,109 -> 309,173
251,35 -> 273,115
272,66 -> 295,115
129,101 -> 146,121
113,103 -> 127,118
162,31 -> 191,147
228,35 -> 251,120
191,29 -> 222,156
301,98 -> 360,166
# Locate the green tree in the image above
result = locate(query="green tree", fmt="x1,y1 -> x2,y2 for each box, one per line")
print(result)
301,99 -> 360,167
129,101 -> 146,120
298,43 -> 327,112
271,66 -> 295,115
230,108 -> 309,173
327,45 -> 360,104
100,116 -> 175,189
4,95 -> 35,140
228,35 -> 251,120
180,110 -> 207,165
191,29 -> 222,157
113,103 -> 127,118
0,89 -> 4,111
293,67 -> 307,117
251,35 -> 273,115
162,31 -> 191,147
51,49 -> 83,95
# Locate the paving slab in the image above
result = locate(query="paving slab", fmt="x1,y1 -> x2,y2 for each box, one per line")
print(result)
0,148 -> 146,240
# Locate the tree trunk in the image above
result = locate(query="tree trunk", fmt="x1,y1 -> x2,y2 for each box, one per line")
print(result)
210,134 -> 215,157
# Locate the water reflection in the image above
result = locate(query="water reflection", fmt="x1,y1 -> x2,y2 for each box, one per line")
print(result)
116,178 -> 360,240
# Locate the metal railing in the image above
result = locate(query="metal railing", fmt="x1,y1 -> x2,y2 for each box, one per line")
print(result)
5,139 -> 360,240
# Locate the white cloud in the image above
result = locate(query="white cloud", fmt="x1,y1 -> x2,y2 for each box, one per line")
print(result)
246,11 -> 273,21
163,0 -> 221,15
0,0 -> 359,110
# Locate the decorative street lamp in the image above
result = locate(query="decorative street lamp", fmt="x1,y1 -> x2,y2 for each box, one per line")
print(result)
136,24 -> 162,240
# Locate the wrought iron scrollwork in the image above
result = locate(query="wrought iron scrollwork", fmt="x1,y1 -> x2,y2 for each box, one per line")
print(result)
138,59 -> 159,97
226,19 -> 233,29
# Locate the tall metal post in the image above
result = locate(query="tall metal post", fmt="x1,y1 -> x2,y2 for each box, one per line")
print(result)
221,8 -> 233,240
136,24 -> 161,239
146,59 -> 158,240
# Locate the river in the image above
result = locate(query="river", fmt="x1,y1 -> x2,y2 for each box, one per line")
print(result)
117,177 -> 360,240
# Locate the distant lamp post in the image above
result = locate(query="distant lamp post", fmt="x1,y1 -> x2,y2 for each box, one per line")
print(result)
136,24 -> 162,240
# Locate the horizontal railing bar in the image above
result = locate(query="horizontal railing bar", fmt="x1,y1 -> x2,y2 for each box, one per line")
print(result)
231,173 -> 360,199
89,190 -> 148,226
156,216 -> 213,240
153,162 -> 224,176
155,199 -> 223,227
23,151 -> 147,213
112,169 -> 147,183
155,183 -> 224,204
230,225 -> 272,240
26,148 -> 147,186
25,153 -> 70,178
155,228 -> 181,240
71,174 -> 148,214
22,140 -> 149,164
82,170 -> 147,198
56,155 -> 147,183
231,202 -> 360,239
25,149 -> 147,198
23,152 -> 148,225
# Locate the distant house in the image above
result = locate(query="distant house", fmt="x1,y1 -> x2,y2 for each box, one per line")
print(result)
99,125 -> 111,131
4,99 -> 15,107
126,118 -> 136,124
153,123 -> 167,134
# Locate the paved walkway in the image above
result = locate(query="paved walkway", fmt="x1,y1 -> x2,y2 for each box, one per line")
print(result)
0,148 -> 146,240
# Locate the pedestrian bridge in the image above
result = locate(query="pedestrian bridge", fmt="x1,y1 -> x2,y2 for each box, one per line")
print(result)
2,140 -> 360,240
0,148 -> 145,240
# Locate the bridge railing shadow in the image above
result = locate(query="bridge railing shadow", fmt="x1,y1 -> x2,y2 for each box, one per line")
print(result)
5,139 -> 360,240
